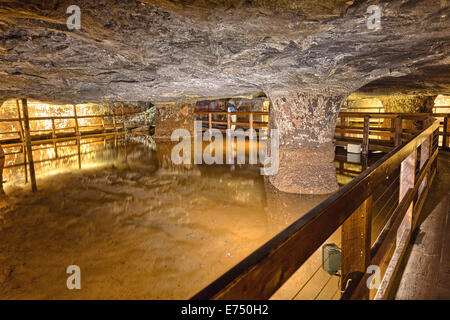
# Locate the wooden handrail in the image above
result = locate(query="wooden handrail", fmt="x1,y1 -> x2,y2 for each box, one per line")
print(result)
191,117 -> 440,300
195,111 -> 449,150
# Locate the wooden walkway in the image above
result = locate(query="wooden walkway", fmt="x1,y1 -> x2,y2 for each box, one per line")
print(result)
395,151 -> 450,299
191,115 -> 441,300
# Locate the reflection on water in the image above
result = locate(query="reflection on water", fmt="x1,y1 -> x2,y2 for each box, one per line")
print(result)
0,134 -> 369,299
3,133 -> 128,187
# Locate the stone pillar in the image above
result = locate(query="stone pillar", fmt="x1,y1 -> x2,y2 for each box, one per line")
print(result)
153,100 -> 196,139
379,95 -> 437,133
266,90 -> 346,194
379,95 -> 436,113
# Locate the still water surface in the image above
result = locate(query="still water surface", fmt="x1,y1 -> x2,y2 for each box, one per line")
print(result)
0,134 -> 361,299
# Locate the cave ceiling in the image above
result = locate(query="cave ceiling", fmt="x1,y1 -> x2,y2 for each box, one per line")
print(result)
0,0 -> 449,104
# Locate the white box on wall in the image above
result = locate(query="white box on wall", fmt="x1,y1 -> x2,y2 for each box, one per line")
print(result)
347,143 -> 361,154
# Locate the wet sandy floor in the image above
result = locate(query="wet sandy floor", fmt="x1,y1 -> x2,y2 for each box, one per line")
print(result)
0,138 -> 329,299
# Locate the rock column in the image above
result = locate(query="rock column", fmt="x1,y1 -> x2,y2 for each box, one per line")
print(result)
153,100 -> 196,139
266,90 -> 346,194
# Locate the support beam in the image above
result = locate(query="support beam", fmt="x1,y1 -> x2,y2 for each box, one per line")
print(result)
121,104 -> 126,131
394,116 -> 402,147
73,104 -> 80,136
21,98 -> 37,192
444,116 -> 449,149
15,99 -> 24,141
0,145 -> 4,194
362,115 -> 370,155
341,196 -> 372,300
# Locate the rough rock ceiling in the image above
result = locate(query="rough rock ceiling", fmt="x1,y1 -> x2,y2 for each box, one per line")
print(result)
0,0 -> 449,104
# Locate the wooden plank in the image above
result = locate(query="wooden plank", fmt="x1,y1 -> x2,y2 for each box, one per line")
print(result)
15,100 -> 24,141
399,149 -> 416,239
362,116 -> 370,155
340,116 -> 347,139
21,98 -> 37,192
341,196 -> 372,299
51,118 -> 56,139
73,104 -> 80,136
77,137 -> 81,169
443,116 -> 449,148
394,116 -> 402,147
121,104 -> 126,130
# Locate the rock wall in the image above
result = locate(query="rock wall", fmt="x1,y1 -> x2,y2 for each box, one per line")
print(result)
153,101 -> 196,139
379,95 -> 437,113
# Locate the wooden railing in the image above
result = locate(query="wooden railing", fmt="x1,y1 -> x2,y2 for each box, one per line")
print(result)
0,99 -> 143,191
336,112 -> 449,152
2,133 -> 126,184
195,111 -> 449,151
195,111 -> 269,133
0,101 -> 145,144
191,116 -> 440,300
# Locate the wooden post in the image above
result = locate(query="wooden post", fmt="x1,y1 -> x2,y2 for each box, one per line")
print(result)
362,115 -> 370,155
110,106 -> 117,132
51,117 -> 56,139
101,117 -> 106,133
443,116 -> 448,149
398,149 -> 416,240
227,113 -> 231,130
341,196 -> 372,299
21,98 -> 37,192
73,105 -> 80,136
418,136 -> 430,197
53,141 -> 58,160
340,115 -> 347,139
394,116 -> 402,147
249,112 -> 254,140
77,137 -> 81,169
15,100 -> 24,141
23,145 -> 28,183
208,113 -> 212,130
121,104 -> 126,130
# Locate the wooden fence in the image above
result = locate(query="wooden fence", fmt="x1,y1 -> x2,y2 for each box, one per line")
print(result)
0,101 -> 132,144
195,111 -> 449,151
